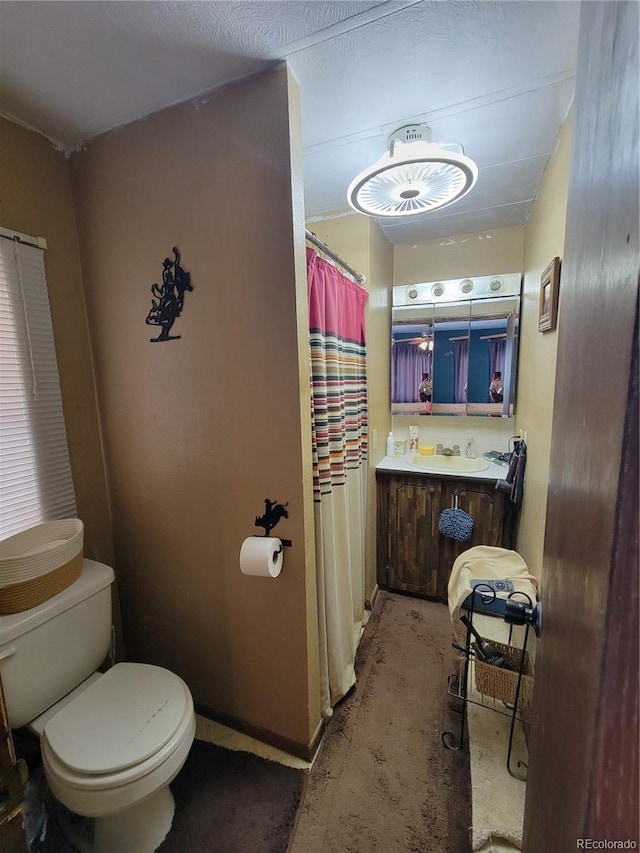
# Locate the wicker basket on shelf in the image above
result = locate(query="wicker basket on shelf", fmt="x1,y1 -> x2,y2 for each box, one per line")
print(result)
474,640 -> 534,708
0,519 -> 83,614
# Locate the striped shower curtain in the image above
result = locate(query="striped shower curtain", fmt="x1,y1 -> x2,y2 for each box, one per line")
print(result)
307,248 -> 369,718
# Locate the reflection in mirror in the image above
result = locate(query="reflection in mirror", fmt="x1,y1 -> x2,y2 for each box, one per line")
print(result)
391,304 -> 434,416
391,273 -> 521,418
466,296 -> 520,417
431,300 -> 470,416
391,301 -> 471,417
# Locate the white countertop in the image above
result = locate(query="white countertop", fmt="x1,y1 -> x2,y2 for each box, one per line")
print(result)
376,454 -> 509,481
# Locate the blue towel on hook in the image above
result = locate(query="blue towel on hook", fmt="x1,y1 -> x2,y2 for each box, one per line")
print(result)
438,507 -> 474,542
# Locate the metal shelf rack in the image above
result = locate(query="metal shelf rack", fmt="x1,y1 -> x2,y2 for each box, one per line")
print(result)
441,585 -> 539,780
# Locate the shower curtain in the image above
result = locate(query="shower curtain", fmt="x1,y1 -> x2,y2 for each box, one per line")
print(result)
454,339 -> 469,403
307,248 -> 369,718
392,342 -> 431,402
489,339 -> 506,385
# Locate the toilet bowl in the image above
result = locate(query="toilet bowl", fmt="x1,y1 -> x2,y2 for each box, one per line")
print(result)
0,558 -> 196,852
38,662 -> 196,852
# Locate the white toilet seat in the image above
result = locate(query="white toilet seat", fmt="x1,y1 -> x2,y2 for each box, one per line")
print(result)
41,663 -> 196,818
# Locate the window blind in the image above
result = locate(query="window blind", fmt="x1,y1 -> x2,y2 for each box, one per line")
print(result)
0,236 -> 77,539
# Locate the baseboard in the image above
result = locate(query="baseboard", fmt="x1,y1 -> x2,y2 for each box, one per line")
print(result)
307,716 -> 326,761
365,583 -> 379,611
194,701 -> 325,763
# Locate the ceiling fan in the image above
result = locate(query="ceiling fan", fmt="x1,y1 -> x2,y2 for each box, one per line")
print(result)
397,333 -> 434,350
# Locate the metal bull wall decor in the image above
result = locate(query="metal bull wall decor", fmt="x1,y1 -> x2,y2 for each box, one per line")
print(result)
146,247 -> 193,342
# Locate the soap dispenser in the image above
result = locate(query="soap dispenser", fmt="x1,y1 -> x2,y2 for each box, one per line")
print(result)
465,433 -> 477,459
386,432 -> 395,457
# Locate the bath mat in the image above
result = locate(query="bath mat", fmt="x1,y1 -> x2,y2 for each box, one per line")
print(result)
159,739 -> 304,853
467,693 -> 527,850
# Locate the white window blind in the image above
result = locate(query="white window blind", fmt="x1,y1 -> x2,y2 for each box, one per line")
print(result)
0,234 -> 77,539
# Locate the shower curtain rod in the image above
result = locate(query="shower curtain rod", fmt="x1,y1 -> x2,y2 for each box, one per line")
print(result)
305,229 -> 366,285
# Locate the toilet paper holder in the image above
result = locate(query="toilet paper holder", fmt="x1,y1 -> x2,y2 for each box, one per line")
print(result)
253,498 -> 292,547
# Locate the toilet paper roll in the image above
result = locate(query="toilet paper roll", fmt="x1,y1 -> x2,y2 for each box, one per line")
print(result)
239,537 -> 283,578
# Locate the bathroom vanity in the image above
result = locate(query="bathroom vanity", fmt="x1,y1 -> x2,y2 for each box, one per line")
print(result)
376,456 -> 512,602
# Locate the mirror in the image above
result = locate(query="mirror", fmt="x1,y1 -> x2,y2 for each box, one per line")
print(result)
466,296 -> 519,417
391,274 -> 521,418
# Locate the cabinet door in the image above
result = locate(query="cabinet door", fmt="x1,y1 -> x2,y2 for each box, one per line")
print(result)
388,477 -> 441,597
439,480 -> 507,600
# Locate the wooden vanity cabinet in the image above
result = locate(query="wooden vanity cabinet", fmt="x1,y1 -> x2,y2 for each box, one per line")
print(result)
376,474 -> 442,597
376,471 -> 509,603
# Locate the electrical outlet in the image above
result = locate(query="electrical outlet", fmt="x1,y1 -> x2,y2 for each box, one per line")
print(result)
373,428 -> 378,449
519,429 -> 528,443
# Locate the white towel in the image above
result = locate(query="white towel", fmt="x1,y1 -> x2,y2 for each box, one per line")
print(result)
448,545 -> 538,630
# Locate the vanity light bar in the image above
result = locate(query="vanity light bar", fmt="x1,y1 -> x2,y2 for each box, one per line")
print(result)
393,273 -> 522,307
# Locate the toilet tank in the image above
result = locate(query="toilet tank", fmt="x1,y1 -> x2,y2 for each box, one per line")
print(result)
0,558 -> 114,728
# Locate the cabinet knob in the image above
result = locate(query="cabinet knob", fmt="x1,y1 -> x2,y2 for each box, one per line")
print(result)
429,486 -> 436,494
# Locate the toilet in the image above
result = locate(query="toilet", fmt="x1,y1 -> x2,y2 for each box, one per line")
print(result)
0,558 -> 196,853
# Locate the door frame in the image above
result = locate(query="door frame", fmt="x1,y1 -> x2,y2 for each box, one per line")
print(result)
522,2 -> 639,849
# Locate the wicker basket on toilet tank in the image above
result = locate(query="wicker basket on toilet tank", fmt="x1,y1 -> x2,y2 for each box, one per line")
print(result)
0,519 -> 83,613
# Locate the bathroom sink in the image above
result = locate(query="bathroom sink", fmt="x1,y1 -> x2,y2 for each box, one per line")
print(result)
407,455 -> 490,474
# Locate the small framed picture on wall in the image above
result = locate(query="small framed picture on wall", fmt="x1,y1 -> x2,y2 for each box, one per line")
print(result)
538,256 -> 561,332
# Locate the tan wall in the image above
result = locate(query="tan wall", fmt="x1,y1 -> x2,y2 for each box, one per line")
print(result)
395,225 -> 524,285
309,213 -> 371,281
308,214 -> 393,600
69,66 -> 320,750
516,110 -> 574,582
393,226 -> 524,455
365,221 -> 393,599
286,70 -> 321,744
0,118 -> 113,566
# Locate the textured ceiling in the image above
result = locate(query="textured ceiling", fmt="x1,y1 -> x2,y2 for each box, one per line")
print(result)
0,1 -> 580,245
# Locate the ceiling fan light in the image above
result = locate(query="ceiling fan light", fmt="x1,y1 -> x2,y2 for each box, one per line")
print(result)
347,131 -> 478,218
417,336 -> 433,351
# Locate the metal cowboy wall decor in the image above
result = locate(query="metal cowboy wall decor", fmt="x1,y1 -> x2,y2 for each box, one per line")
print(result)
146,246 -> 193,342
254,499 -> 292,547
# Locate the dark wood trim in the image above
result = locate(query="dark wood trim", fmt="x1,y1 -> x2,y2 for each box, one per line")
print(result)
585,309 -> 638,840
194,701 -> 325,763
523,2 -> 639,849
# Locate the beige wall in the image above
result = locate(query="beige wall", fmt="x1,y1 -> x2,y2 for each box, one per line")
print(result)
0,118 -> 113,567
70,66 -> 321,750
516,110 -> 573,582
309,214 -> 371,283
308,213 -> 393,600
395,225 -> 524,285
365,221 -> 393,599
